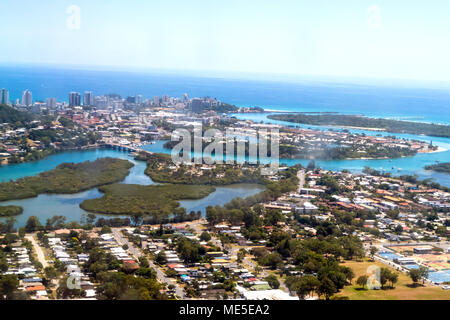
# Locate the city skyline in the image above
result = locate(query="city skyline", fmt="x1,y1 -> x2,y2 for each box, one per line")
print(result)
2,1 -> 450,83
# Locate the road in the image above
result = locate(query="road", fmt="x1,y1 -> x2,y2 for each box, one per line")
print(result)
111,228 -> 186,299
297,170 -> 305,193
26,234 -> 48,268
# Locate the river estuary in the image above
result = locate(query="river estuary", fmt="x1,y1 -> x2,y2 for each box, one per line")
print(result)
1,116 -> 450,228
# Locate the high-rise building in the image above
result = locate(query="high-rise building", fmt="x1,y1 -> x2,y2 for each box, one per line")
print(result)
137,95 -> 143,104
22,89 -> 32,106
69,92 -> 81,107
183,93 -> 188,103
83,91 -> 94,106
95,96 -> 108,109
126,96 -> 136,104
1,88 -> 9,105
46,97 -> 57,109
153,96 -> 159,106
191,98 -> 204,113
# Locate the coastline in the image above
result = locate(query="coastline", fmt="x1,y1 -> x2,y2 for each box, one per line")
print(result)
423,146 -> 448,154
0,144 -> 102,166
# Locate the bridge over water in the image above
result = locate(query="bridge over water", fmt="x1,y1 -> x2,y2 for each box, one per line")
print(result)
103,143 -> 154,156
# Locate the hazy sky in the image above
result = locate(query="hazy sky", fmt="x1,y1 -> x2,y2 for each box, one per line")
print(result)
2,0 -> 450,82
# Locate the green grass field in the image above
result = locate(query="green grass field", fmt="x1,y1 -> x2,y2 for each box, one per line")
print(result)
336,260 -> 450,300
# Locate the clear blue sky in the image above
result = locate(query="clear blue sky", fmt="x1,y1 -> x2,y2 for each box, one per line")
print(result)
2,0 -> 450,82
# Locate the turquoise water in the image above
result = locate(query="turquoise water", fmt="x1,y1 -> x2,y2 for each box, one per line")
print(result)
143,137 -> 450,188
231,113 -> 450,187
179,183 -> 266,215
3,64 -> 450,125
0,147 -> 264,227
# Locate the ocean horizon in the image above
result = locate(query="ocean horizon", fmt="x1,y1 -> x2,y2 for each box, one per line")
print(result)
2,64 -> 450,125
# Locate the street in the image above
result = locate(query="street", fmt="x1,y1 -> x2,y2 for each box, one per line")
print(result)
297,169 -> 305,193
26,234 -> 48,269
111,228 -> 186,299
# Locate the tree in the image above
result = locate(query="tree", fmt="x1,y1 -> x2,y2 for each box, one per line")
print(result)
419,266 -> 429,284
369,246 -> 378,261
317,277 -> 336,300
379,267 -> 398,289
199,232 -> 211,242
138,257 -> 149,268
265,275 -> 280,289
0,275 -> 20,300
306,160 -> 316,171
18,227 -> 26,238
409,269 -> 421,284
291,276 -> 320,299
340,266 -> 355,284
44,266 -> 58,279
259,252 -> 282,270
86,213 -> 96,225
411,266 -> 429,285
136,268 -> 156,279
101,225 -> 111,234
25,216 -> 42,233
389,272 -> 399,288
155,251 -> 167,265
177,238 -> 201,264
131,212 -> 144,227
237,249 -> 246,263
394,225 -> 403,234
356,275 -> 368,289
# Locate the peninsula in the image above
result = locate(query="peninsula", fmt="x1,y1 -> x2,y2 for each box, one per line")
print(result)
268,113 -> 450,138
0,157 -> 133,202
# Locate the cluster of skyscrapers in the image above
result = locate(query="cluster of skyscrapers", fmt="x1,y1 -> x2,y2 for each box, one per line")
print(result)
1,88 -> 33,107
1,88 -> 217,115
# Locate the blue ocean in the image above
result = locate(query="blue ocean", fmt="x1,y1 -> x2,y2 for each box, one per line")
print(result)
2,64 -> 450,124
1,64 -> 450,188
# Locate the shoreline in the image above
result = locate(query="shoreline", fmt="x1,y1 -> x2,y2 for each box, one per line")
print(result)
0,144 -> 101,167
423,146 -> 448,154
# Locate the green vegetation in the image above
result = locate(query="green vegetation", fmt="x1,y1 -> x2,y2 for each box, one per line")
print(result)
0,157 -> 133,201
141,153 -> 266,185
409,266 -> 429,285
205,166 -> 300,226
0,205 -> 23,217
0,104 -> 34,126
268,113 -> 450,138
425,162 -> 450,173
280,143 -> 417,160
0,106 -> 101,164
337,260 -> 449,300
363,166 -> 450,193
80,183 -> 215,219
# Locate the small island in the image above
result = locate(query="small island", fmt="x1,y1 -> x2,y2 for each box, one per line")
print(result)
80,183 -> 216,218
268,113 -> 450,138
424,162 -> 450,173
0,205 -> 23,217
0,157 -> 134,202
